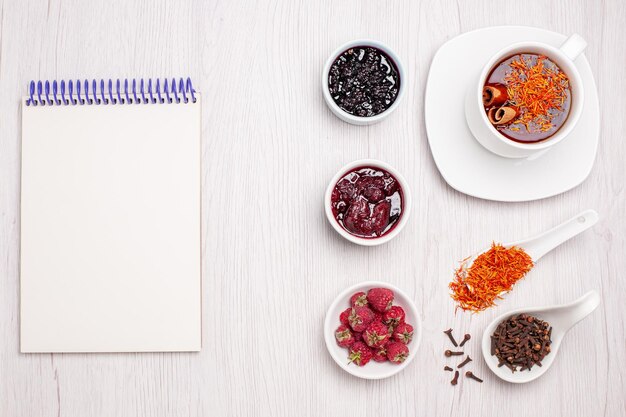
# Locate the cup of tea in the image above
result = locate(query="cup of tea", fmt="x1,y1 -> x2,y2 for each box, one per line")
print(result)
465,34 -> 587,158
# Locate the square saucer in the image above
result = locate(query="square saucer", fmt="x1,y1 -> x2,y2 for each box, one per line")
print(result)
424,26 -> 599,202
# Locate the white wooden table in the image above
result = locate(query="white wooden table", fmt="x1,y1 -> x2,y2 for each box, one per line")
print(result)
1,1 -> 624,416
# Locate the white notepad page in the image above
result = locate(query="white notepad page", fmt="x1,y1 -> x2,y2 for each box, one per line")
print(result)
20,96 -> 202,352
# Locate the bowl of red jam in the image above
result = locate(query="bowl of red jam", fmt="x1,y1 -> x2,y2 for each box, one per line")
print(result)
322,39 -> 405,125
325,160 -> 411,245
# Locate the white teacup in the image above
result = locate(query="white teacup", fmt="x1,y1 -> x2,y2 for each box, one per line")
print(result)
465,34 -> 587,158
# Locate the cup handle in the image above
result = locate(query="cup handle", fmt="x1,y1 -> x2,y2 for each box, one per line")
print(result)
559,34 -> 587,61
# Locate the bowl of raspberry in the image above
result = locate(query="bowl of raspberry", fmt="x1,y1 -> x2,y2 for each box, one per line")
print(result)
325,159 -> 411,246
324,281 -> 422,380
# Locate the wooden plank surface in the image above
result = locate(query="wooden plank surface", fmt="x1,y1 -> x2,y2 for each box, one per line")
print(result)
0,0 -> 624,416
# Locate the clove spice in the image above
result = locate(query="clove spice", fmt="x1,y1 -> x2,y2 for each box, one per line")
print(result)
457,355 -> 472,368
491,313 -> 552,372
450,370 -> 459,385
443,328 -> 458,347
443,329 -> 479,386
465,371 -> 483,383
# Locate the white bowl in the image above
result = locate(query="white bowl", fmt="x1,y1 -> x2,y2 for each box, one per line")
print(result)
324,281 -> 422,380
322,39 -> 405,125
324,159 -> 412,246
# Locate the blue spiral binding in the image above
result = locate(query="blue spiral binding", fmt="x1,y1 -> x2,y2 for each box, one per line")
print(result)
25,78 -> 197,106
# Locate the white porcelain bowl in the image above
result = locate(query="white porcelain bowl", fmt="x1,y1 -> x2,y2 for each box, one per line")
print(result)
324,159 -> 412,246
322,39 -> 405,125
324,281 -> 422,380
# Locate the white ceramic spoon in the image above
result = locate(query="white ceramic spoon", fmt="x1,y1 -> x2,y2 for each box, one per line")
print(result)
459,209 -> 599,274
506,209 -> 599,261
481,290 -> 601,383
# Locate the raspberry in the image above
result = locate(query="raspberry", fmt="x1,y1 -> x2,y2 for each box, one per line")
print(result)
339,308 -> 351,326
393,322 -> 414,344
363,321 -> 390,348
348,306 -> 375,332
353,332 -> 363,342
373,311 -> 384,323
386,342 -> 409,364
383,306 -> 405,327
372,344 -> 388,362
335,324 -> 355,348
348,342 -> 373,366
367,288 -> 394,312
349,292 -> 368,307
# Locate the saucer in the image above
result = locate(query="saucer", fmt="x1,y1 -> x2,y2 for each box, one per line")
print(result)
424,26 -> 599,202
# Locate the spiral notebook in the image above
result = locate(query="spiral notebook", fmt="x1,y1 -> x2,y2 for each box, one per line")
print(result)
20,78 -> 202,352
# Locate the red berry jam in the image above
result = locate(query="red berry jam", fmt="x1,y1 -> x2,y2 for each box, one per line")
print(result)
330,166 -> 403,238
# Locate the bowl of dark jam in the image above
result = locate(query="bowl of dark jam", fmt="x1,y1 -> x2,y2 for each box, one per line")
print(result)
323,39 -> 405,125
325,160 -> 411,246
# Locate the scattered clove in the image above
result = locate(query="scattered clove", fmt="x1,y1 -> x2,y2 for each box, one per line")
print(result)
459,334 -> 471,347
451,370 -> 459,385
457,355 -> 472,368
465,371 -> 483,383
444,329 -> 482,386
491,313 -> 552,372
443,328 -> 458,347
